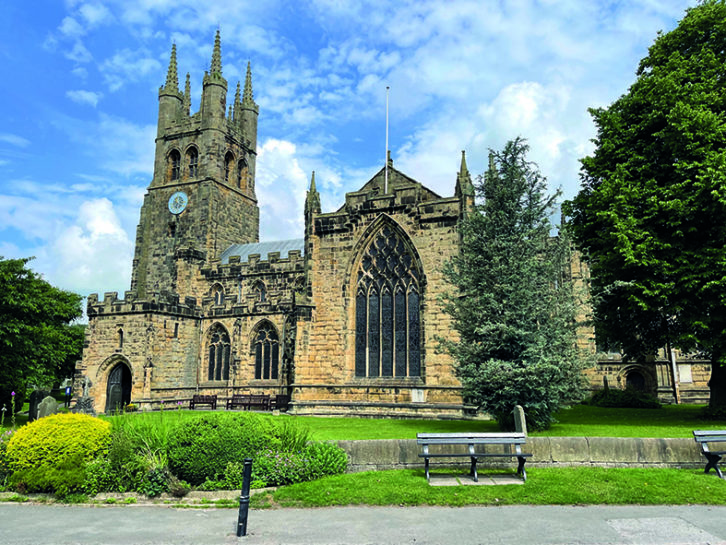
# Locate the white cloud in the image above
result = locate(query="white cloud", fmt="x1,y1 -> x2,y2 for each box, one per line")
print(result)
48,198 -> 134,296
256,138 -> 310,240
65,41 -> 93,63
66,90 -> 103,107
0,133 -> 30,147
59,16 -> 85,38
100,48 -> 162,91
78,3 -> 113,26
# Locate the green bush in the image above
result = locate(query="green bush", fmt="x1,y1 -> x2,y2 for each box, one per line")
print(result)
6,413 -> 110,494
0,430 -> 15,487
249,442 -> 348,487
167,412 -> 276,485
584,387 -> 661,409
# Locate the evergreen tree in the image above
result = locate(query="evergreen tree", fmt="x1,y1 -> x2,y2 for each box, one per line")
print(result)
565,0 -> 726,409
443,138 -> 588,430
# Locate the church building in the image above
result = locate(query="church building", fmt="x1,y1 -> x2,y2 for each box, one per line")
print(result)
75,33 -> 471,417
75,33 -> 712,416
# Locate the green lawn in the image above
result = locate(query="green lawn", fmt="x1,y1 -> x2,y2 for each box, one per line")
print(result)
6,403 -> 725,439
288,404 -> 724,440
251,466 -> 726,508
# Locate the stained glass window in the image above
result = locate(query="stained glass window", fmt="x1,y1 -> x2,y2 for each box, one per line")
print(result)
354,224 -> 422,377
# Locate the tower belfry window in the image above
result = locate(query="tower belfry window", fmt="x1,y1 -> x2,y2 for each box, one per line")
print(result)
187,148 -> 198,178
169,150 -> 181,181
355,225 -> 422,378
224,152 -> 234,183
237,159 -> 248,190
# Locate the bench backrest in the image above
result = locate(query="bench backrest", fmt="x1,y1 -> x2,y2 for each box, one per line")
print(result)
417,432 -> 527,445
193,394 -> 216,401
693,430 -> 726,443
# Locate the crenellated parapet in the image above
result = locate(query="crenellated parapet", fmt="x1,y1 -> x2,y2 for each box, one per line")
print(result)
86,290 -> 201,318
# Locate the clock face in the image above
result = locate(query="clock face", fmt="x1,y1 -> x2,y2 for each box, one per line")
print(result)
168,191 -> 188,215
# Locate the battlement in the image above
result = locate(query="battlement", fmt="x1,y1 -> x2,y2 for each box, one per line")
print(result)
202,248 -> 304,279
87,291 -> 200,318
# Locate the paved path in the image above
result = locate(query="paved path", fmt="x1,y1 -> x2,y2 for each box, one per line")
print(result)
2,504 -> 726,545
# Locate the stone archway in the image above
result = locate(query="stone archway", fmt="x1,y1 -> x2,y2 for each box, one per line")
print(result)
105,363 -> 132,413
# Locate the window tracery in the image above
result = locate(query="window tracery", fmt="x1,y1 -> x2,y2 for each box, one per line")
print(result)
253,322 -> 279,380
355,224 -> 421,378
207,324 -> 230,381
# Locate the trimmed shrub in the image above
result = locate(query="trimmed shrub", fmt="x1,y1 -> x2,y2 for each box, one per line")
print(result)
247,442 -> 348,487
167,412 -> 276,485
0,429 -> 15,487
7,413 -> 110,494
584,387 -> 661,409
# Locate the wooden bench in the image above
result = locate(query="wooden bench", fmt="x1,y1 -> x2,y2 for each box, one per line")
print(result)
693,430 -> 726,479
226,394 -> 270,411
189,394 -> 217,410
417,432 -> 532,482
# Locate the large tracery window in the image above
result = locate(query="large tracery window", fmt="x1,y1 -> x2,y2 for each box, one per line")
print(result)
253,322 -> 279,380
207,324 -> 231,381
355,224 -> 421,378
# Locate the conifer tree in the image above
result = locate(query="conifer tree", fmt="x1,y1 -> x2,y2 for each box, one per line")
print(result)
443,138 -> 588,430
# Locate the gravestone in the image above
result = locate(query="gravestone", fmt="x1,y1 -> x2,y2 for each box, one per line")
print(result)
513,404 -> 527,436
37,396 -> 59,419
28,390 -> 50,423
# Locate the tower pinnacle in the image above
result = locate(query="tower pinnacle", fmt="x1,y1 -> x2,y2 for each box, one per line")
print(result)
183,73 -> 191,114
243,62 -> 255,106
455,150 -> 475,199
164,44 -> 179,91
210,29 -> 222,76
305,171 -> 321,215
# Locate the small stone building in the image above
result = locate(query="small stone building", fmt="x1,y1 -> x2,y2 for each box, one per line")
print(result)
75,34 -> 711,415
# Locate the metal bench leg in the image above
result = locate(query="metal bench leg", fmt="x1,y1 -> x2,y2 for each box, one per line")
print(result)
704,452 -> 724,479
470,457 -> 478,483
517,456 -> 527,482
424,458 -> 430,481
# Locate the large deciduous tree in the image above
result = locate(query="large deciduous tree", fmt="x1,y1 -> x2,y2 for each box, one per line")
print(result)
565,0 -> 726,409
0,257 -> 84,413
443,138 -> 588,431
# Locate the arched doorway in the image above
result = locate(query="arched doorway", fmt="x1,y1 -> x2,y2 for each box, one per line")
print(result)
625,370 -> 646,391
105,363 -> 132,413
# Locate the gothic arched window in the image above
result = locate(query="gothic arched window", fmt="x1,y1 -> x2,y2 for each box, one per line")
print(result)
355,224 -> 421,378
207,324 -> 231,381
187,147 -> 198,178
253,322 -> 279,380
211,283 -> 224,306
254,281 -> 267,303
169,149 -> 181,181
224,152 -> 234,183
237,159 -> 248,190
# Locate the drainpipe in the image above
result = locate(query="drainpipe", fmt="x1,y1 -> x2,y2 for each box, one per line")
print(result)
667,339 -> 681,404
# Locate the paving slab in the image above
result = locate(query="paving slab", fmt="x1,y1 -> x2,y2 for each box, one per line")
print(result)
428,472 -> 524,486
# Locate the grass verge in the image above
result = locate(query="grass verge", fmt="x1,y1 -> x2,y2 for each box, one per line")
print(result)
251,467 -> 726,508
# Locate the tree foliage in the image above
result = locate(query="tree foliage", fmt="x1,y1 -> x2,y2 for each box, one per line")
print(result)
443,138 -> 589,431
0,257 -> 84,412
564,0 -> 726,408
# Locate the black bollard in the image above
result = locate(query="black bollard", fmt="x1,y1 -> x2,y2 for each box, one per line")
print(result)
236,458 -> 253,537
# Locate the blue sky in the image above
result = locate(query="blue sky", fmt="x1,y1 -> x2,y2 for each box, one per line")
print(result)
0,0 -> 695,301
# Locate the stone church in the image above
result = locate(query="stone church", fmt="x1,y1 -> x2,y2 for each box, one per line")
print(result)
75,33 -> 711,416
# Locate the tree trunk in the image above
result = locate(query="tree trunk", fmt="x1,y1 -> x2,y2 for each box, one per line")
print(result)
708,353 -> 726,410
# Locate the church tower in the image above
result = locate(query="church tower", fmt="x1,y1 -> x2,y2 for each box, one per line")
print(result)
130,32 -> 260,299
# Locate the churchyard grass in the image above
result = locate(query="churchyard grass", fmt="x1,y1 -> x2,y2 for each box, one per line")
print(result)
5,404 -> 722,438
251,467 -> 726,508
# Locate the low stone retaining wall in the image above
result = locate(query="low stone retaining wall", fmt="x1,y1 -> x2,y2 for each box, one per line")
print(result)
337,437 -> 704,472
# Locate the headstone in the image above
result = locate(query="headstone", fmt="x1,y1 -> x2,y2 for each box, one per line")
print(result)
513,404 -> 527,436
72,396 -> 96,417
28,390 -> 50,423
37,395 -> 59,419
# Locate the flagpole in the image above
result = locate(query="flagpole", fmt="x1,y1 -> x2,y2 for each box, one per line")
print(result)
385,86 -> 389,194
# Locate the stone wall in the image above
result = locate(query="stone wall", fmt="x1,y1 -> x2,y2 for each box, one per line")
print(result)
338,437 -> 705,473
